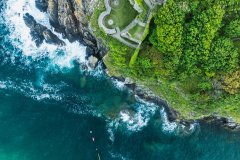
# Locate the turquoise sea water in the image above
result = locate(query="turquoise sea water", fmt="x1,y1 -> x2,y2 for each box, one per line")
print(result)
0,1 -> 240,160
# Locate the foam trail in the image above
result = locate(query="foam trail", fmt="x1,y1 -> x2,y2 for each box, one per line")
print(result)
4,0 -> 87,68
109,151 -> 130,160
0,79 -> 65,101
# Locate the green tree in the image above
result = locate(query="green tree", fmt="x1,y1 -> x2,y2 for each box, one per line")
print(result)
219,0 -> 240,16
205,38 -> 238,74
150,0 -> 185,68
181,3 -> 225,74
225,19 -> 240,39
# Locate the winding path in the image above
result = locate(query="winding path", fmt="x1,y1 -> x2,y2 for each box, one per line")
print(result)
98,0 -> 164,48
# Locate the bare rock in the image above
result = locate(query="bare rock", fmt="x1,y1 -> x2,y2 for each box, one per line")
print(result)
23,13 -> 46,46
23,13 -> 65,47
47,0 -> 60,29
43,30 -> 65,46
58,0 -> 80,42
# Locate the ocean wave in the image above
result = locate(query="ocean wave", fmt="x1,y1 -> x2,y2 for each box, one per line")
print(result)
121,98 -> 157,132
160,109 -> 199,136
3,0 -> 87,69
106,97 -> 198,142
160,109 -> 178,133
0,78 -> 65,101
106,97 -> 157,141
109,150 -> 130,160
112,79 -> 126,91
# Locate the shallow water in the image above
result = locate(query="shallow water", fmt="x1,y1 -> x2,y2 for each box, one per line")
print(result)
0,1 -> 240,160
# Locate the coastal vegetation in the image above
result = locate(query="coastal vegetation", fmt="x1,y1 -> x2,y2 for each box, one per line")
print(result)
90,0 -> 240,121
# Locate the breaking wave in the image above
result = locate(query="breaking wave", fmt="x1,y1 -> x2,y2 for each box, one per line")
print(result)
4,0 -> 87,69
160,109 -> 199,136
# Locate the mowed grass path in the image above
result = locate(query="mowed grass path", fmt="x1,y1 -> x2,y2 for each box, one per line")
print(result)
108,0 -> 138,30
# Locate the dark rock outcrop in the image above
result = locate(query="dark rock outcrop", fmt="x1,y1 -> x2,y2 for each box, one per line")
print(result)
32,0 -> 100,59
39,0 -> 99,55
25,0 -> 102,63
23,13 -> 37,28
35,0 -> 48,12
43,29 -> 65,46
23,13 -> 65,46
47,0 -> 91,43
202,114 -> 240,132
47,0 -> 60,30
57,0 -> 80,42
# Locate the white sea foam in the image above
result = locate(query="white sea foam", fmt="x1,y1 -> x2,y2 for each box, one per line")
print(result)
160,108 -> 199,135
106,120 -> 118,142
0,78 -> 64,102
120,111 -> 131,122
160,109 -> 178,133
112,79 -> 126,90
109,150 -> 130,160
107,98 -> 198,137
88,62 -> 105,77
4,0 -> 87,69
0,81 -> 7,89
107,97 -> 157,137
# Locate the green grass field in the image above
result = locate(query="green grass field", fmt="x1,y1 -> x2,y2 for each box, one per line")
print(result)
106,0 -> 138,30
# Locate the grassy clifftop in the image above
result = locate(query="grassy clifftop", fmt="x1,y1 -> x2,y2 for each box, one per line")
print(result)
89,0 -> 240,123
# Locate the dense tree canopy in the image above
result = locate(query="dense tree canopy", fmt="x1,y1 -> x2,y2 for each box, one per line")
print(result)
182,3 -> 225,74
150,0 -> 185,69
206,38 -> 238,74
225,20 -> 240,39
149,0 -> 240,93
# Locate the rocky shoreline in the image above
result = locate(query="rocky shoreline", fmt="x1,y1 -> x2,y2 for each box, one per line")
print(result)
26,0 -> 240,132
111,76 -> 240,132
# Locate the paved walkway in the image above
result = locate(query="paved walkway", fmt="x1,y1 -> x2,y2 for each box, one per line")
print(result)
98,0 -> 117,35
112,28 -> 139,48
98,0 -> 162,48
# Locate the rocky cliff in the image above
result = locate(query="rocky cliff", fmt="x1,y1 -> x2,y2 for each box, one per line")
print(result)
25,0 -> 99,58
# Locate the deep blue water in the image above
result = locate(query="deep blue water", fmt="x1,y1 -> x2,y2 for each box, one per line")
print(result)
0,1 -> 240,160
